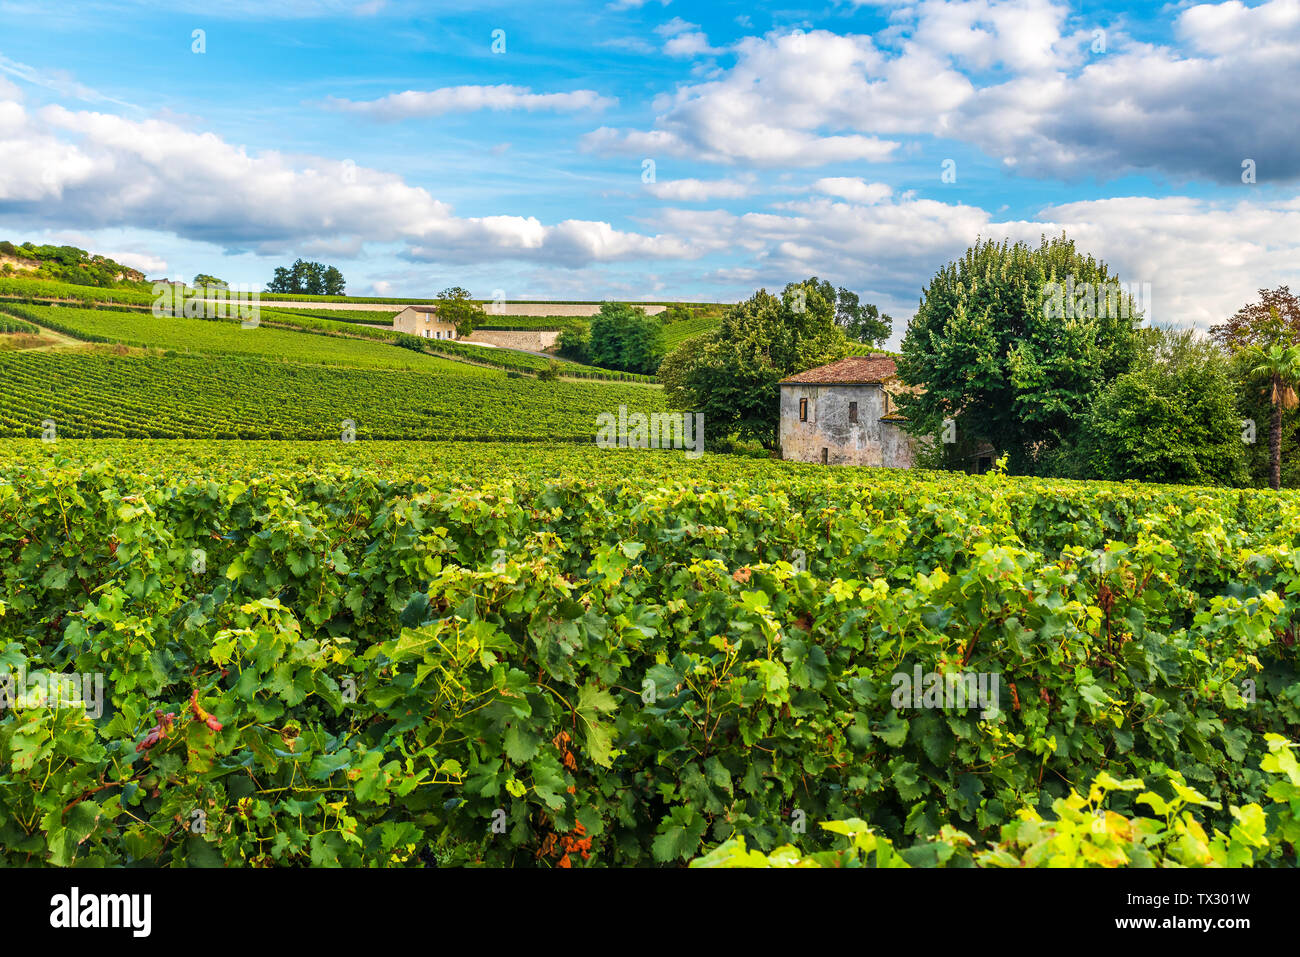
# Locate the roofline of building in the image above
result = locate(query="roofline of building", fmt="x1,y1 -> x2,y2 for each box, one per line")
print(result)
778,378 -> 895,386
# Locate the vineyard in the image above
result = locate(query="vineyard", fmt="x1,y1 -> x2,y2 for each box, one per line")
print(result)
0,352 -> 664,439
1,440 -> 1297,866
0,303 -> 461,372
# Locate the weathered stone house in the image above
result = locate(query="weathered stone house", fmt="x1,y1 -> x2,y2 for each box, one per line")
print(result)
392,305 -> 461,340
778,356 -> 918,467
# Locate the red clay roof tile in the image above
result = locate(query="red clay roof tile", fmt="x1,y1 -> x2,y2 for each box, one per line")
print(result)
779,355 -> 898,385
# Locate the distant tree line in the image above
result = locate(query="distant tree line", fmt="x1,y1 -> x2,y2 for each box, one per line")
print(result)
266,259 -> 346,296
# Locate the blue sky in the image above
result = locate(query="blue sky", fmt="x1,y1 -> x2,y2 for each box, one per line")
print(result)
1,0 -> 1298,345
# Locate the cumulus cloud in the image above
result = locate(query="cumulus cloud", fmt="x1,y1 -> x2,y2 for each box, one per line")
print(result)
581,28 -> 951,165
651,189 -> 1300,334
589,0 -> 1300,182
325,85 -> 616,120
0,99 -> 696,267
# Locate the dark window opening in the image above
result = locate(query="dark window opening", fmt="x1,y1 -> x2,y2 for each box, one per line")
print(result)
799,398 -> 808,422
821,448 -> 829,465
976,456 -> 993,474
848,401 -> 858,424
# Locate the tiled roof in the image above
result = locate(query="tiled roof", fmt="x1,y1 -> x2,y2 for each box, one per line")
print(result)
780,355 -> 898,385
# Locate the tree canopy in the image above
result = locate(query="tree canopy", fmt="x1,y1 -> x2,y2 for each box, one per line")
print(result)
587,303 -> 665,375
1210,286 -> 1300,351
434,287 -> 484,337
835,288 -> 892,346
1063,327 -> 1247,486
661,277 -> 847,448
266,259 -> 346,296
896,234 -> 1143,473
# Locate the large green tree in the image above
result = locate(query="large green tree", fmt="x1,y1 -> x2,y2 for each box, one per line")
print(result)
588,302 -> 665,374
1063,328 -> 1247,486
896,235 -> 1142,473
664,277 -> 846,449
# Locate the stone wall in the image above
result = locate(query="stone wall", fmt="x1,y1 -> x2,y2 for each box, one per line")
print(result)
462,329 -> 560,351
779,383 -> 916,468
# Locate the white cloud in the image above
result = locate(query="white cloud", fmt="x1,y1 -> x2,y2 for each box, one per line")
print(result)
590,0 -> 1300,182
98,249 -> 169,274
643,176 -> 755,200
656,17 -> 720,57
325,85 -> 616,120
581,28 -> 953,165
0,98 -> 698,268
650,189 -> 1300,336
811,177 -> 892,204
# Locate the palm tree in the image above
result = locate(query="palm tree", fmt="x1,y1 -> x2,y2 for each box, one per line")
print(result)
1243,338 -> 1300,490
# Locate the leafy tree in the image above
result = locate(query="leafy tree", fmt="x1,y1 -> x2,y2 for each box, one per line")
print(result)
536,359 -> 561,382
556,327 -> 591,363
267,266 -> 293,294
435,287 -> 484,337
896,235 -> 1142,474
323,266 -> 346,296
1062,328 -> 1247,486
666,277 -> 846,449
193,274 -> 227,288
265,259 -> 345,296
835,287 -> 891,345
1211,286 -> 1300,350
588,303 -> 665,374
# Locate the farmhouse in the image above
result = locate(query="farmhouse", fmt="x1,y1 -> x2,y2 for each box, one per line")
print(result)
393,305 -> 461,340
778,355 -> 918,467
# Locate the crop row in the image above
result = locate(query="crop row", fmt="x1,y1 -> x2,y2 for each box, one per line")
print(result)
0,444 -> 1297,865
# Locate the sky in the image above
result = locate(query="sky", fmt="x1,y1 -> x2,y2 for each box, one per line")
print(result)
0,0 -> 1297,346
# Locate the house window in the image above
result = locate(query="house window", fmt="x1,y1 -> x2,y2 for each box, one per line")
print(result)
848,401 -> 858,424
799,397 -> 808,422
424,329 -> 430,338
821,448 -> 829,465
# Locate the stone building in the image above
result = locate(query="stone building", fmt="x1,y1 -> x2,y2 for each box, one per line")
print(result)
392,305 -> 461,340
778,356 -> 918,467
